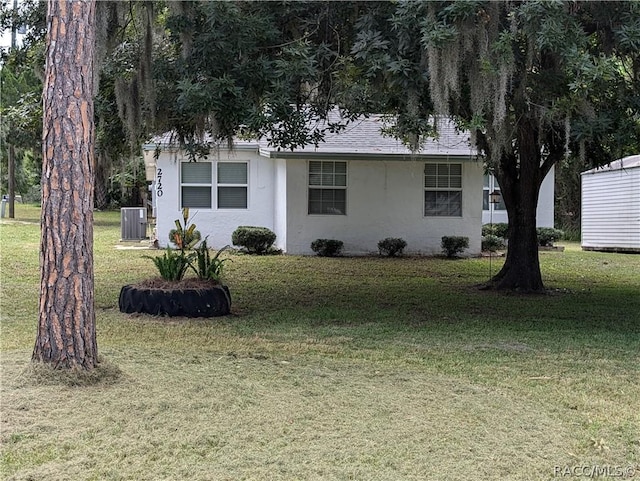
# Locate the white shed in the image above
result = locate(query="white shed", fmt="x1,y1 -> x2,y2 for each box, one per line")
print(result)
581,155 -> 640,252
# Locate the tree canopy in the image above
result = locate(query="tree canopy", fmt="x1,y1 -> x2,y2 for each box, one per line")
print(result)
346,1 -> 640,290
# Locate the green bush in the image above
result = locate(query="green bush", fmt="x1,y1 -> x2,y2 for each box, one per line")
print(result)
144,248 -> 193,281
537,227 -> 564,247
311,239 -> 344,257
482,223 -> 509,238
482,234 -> 505,252
378,237 -> 407,257
441,236 -> 469,258
190,238 -> 229,282
231,226 -> 277,254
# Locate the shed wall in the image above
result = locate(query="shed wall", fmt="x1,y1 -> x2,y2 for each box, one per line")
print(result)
581,167 -> 640,250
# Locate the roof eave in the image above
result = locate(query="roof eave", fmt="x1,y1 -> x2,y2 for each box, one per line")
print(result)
259,149 -> 478,162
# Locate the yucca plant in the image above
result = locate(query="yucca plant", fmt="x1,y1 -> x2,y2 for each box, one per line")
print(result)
190,238 -> 229,282
144,248 -> 193,281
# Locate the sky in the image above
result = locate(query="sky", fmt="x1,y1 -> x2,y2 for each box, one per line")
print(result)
0,0 -> 25,50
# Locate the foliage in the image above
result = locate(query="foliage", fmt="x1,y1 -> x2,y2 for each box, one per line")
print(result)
153,2 -> 361,149
482,235 -> 506,253
190,238 -> 229,282
377,237 -> 407,257
311,239 -> 344,257
143,248 -> 193,282
441,236 -> 469,258
348,1 -> 640,290
482,223 -> 509,239
537,228 -> 565,247
0,57 -> 43,197
169,208 -> 201,250
231,226 -> 277,255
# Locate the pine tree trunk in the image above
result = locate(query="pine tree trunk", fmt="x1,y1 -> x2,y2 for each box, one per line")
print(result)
33,0 -> 98,370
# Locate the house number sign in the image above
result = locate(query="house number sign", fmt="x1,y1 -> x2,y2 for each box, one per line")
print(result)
156,168 -> 163,197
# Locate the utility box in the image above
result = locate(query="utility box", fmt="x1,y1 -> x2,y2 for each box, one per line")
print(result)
121,207 -> 147,241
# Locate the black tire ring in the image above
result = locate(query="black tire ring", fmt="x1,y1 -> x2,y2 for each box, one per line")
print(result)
118,284 -> 231,317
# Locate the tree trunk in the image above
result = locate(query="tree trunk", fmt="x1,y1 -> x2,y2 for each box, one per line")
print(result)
33,0 -> 98,370
94,152 -> 109,210
8,143 -> 15,218
493,119 -> 545,292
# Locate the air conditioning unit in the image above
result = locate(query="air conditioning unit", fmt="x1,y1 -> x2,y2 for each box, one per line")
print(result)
120,207 -> 147,241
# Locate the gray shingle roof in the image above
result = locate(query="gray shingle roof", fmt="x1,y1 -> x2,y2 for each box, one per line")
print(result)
262,115 -> 474,156
144,113 -> 475,158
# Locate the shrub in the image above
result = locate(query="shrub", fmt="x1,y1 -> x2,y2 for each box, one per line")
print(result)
441,236 -> 469,258
378,237 -> 407,257
190,238 -> 229,282
482,234 -> 505,252
482,222 -> 509,238
231,226 -> 277,254
144,248 -> 193,281
537,227 -> 564,247
311,239 -> 344,257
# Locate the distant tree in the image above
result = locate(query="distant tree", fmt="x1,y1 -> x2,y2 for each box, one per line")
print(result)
33,0 -> 98,370
0,63 -> 42,199
347,1 -> 640,291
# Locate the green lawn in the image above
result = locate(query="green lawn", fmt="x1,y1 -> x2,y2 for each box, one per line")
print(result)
1,204 -> 639,480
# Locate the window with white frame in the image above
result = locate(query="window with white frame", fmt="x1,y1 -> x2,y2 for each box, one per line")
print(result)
308,161 -> 347,215
181,161 -> 212,208
424,163 -> 462,216
482,174 -> 506,211
217,162 -> 248,209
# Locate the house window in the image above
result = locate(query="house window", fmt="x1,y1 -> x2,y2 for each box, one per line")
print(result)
181,162 -> 212,208
308,161 -> 347,215
483,175 -> 506,211
218,162 -> 248,209
424,163 -> 462,216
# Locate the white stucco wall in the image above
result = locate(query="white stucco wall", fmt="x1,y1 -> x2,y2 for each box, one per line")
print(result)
272,158 -> 288,252
150,149 -> 484,256
481,166 -> 555,227
152,147 -> 276,250
284,159 -> 484,256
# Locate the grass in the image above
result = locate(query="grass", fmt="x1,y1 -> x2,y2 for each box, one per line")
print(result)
1,203 -> 639,481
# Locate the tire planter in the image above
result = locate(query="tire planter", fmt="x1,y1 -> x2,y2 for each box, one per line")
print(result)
119,284 -> 231,317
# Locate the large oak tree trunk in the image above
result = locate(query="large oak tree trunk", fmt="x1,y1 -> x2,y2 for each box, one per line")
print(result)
493,118 -> 545,292
33,0 -> 98,370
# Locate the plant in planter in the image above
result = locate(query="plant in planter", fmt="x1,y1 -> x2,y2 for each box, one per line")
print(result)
144,248 -> 193,281
119,210 -> 231,317
190,239 -> 229,283
169,208 -> 201,249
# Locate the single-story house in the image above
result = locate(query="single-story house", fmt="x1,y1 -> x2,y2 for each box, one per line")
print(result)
142,115 -> 552,256
581,154 -> 640,253
144,116 -> 482,255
